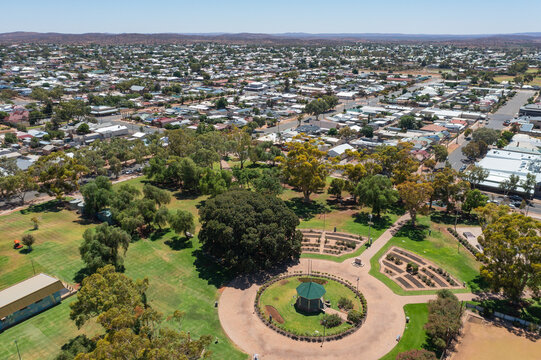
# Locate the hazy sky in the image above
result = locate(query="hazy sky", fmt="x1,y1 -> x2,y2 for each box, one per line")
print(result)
2,0 -> 540,34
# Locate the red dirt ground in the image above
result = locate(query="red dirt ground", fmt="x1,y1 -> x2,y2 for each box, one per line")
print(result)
265,305 -> 285,324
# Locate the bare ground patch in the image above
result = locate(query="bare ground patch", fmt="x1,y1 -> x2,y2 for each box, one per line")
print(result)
265,305 -> 284,324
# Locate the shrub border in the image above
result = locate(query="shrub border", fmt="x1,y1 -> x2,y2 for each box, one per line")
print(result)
446,227 -> 480,257
254,272 -> 367,342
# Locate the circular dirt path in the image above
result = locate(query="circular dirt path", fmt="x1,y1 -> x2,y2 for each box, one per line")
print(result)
218,214 -> 476,360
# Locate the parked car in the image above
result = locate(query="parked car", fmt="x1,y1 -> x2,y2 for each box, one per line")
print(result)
508,195 -> 523,202
459,164 -> 467,172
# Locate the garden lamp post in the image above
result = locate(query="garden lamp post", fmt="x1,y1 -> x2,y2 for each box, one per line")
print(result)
368,213 -> 373,245
321,319 -> 327,347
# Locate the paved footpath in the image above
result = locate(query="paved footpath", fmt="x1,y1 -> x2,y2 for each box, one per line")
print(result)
218,214 -> 475,360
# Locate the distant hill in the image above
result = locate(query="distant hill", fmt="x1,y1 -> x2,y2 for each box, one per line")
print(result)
1,31 -> 540,46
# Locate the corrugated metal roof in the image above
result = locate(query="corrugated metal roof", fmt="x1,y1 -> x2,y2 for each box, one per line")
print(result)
0,273 -> 64,318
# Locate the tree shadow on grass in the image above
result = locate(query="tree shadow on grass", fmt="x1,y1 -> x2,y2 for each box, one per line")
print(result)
150,228 -> 169,241
394,222 -> 429,242
430,211 -> 480,226
193,249 -> 235,288
194,249 -> 300,290
325,197 -> 357,211
164,236 -> 192,251
72,217 -> 99,226
285,197 -> 331,221
73,264 -> 126,284
173,191 -> 201,202
18,248 -> 32,254
353,212 -> 394,231
20,200 -> 63,215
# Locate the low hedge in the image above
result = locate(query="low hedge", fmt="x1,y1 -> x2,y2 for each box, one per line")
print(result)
254,272 -> 367,342
447,227 -> 480,256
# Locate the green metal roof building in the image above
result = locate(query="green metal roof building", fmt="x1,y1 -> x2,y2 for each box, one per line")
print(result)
296,281 -> 326,313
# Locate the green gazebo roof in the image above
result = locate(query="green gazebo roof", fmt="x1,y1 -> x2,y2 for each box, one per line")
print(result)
296,281 -> 326,300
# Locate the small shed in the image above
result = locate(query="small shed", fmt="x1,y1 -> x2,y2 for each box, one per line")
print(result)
296,281 -> 326,313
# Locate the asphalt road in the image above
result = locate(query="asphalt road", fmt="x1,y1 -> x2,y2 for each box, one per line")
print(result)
485,90 -> 535,130
447,89 -> 535,170
97,115 -> 164,134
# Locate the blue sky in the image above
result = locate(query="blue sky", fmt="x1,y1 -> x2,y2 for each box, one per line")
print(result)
2,0 -> 540,34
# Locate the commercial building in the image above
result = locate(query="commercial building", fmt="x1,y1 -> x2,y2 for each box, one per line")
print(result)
475,147 -> 541,195
0,274 -> 66,331
519,104 -> 541,117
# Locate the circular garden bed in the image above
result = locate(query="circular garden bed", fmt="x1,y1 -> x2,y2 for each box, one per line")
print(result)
255,273 -> 367,342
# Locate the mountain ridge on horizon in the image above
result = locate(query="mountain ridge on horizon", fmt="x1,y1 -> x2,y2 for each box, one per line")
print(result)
1,31 -> 540,46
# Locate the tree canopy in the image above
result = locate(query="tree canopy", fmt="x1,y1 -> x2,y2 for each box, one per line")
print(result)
355,175 -> 398,217
397,180 -> 433,227
69,266 -> 211,359
478,212 -> 541,302
278,138 -> 331,202
198,190 -> 302,273
425,290 -> 463,354
81,176 -> 113,216
79,224 -> 132,274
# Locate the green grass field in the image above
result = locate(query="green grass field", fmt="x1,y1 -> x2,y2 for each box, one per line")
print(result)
379,303 -> 429,360
0,178 -> 246,360
258,276 -> 361,336
369,217 -> 481,295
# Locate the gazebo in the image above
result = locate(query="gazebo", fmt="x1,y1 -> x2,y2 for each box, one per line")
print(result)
295,281 -> 326,313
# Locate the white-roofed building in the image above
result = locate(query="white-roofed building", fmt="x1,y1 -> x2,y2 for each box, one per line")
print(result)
328,143 -> 354,158
475,148 -> 541,194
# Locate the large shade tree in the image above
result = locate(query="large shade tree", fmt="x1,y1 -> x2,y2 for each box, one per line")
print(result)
397,180 -> 433,227
79,224 -> 132,274
198,190 -> 302,273
278,138 -> 331,202
478,212 -> 541,302
69,265 -> 211,360
355,175 -> 398,217
81,176 -> 113,217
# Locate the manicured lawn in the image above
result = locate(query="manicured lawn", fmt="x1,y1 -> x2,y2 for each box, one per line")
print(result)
0,179 -> 247,360
258,276 -> 361,336
0,297 -> 101,360
369,217 -> 481,295
285,194 -> 399,263
298,210 -> 398,262
379,303 -> 429,360
0,201 -> 92,289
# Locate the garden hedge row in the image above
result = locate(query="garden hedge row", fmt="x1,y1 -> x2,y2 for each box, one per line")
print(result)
254,272 -> 367,342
